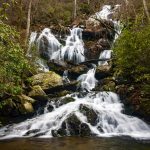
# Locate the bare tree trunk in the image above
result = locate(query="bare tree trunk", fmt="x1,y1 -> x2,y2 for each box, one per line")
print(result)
74,0 -> 77,19
19,0 -> 23,30
25,0 -> 32,46
87,0 -> 90,5
142,0 -> 150,22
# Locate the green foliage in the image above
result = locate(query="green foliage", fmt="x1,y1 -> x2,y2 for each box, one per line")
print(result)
114,23 -> 150,83
0,22 -> 30,96
79,3 -> 93,15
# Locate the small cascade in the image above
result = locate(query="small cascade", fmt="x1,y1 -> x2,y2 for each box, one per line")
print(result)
95,5 -> 113,20
51,27 -> 85,64
98,50 -> 112,66
27,32 -> 49,72
77,67 -> 97,91
94,5 -> 122,66
63,70 -> 70,84
36,58 -> 49,72
0,92 -> 150,139
37,28 -> 62,60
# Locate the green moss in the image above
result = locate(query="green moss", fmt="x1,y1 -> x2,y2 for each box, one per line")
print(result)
29,71 -> 63,90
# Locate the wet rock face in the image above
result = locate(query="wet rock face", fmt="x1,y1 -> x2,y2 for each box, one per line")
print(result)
58,97 -> 76,106
39,36 -> 50,60
79,105 -> 98,126
52,114 -> 93,137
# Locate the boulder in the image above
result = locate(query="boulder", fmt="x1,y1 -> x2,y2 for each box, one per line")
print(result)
52,114 -> 92,137
44,81 -> 78,95
68,65 -> 89,79
16,94 -> 35,114
28,85 -> 48,101
58,97 -> 76,106
29,71 -> 63,90
0,98 -> 16,116
48,59 -> 68,75
0,95 -> 36,117
96,64 -> 112,79
16,94 -> 35,104
23,101 -> 34,113
79,105 -> 98,126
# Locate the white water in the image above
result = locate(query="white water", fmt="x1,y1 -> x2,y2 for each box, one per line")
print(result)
37,28 -> 62,60
77,68 -> 97,91
27,32 -> 49,72
94,5 -> 122,66
51,27 -> 85,64
98,50 -> 112,66
0,92 -> 150,140
28,27 -> 85,65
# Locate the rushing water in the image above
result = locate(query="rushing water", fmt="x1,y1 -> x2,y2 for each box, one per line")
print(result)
98,50 -> 112,66
77,68 -> 97,91
0,91 -> 149,139
51,27 -> 85,64
0,137 -> 150,150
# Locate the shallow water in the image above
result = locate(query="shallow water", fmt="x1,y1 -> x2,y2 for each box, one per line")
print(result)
0,137 -> 150,150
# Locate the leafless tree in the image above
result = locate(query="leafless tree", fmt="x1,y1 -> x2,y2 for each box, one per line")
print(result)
74,0 -> 77,19
25,0 -> 32,46
142,0 -> 150,22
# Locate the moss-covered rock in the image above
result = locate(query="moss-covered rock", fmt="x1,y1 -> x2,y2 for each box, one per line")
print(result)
0,98 -> 16,116
28,71 -> 63,90
0,94 -> 35,117
28,85 -> 48,101
15,94 -> 35,114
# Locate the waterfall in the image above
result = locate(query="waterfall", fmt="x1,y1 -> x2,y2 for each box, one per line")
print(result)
0,92 -> 149,139
28,27 -> 85,65
77,68 -> 97,91
98,50 -> 112,66
51,27 -> 85,64
95,5 -> 122,66
95,5 -> 113,20
27,31 -> 49,72
37,28 -> 62,60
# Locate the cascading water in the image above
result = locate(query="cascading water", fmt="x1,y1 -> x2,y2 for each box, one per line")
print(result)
98,50 -> 112,66
95,5 -> 122,66
51,27 -> 85,64
0,92 -> 149,139
27,31 -> 49,72
37,28 -> 62,60
28,27 -> 85,65
77,67 -> 97,91
1,4 -> 150,141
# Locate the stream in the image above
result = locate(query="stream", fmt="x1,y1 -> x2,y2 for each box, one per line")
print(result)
0,137 -> 150,150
